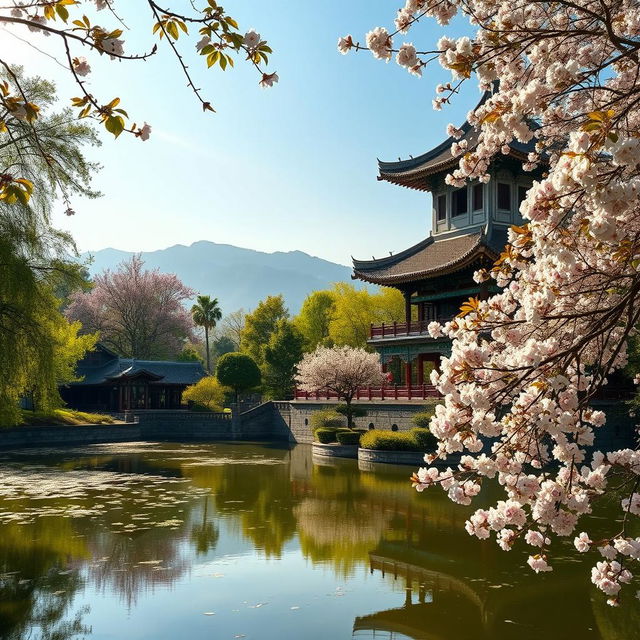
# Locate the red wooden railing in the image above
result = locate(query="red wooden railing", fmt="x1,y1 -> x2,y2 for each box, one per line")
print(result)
294,384 -> 440,402
369,317 -> 454,339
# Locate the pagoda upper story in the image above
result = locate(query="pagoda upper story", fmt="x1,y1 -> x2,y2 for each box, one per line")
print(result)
351,102 -> 541,388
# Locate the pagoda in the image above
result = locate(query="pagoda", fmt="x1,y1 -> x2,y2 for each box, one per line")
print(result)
352,107 -> 540,392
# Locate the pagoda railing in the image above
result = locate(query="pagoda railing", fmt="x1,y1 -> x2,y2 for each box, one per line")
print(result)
369,317 -> 454,340
294,384 -> 440,402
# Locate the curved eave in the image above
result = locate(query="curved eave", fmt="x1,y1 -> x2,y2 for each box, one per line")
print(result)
353,241 -> 498,286
378,148 -> 531,193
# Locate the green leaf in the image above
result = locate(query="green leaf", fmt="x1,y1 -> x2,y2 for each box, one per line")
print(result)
105,115 -> 125,138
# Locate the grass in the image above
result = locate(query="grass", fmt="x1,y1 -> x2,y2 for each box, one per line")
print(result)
19,408 -> 116,427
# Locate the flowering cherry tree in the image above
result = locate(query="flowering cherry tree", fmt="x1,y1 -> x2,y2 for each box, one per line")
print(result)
0,0 -> 276,210
341,0 -> 640,604
295,346 -> 386,427
66,255 -> 195,359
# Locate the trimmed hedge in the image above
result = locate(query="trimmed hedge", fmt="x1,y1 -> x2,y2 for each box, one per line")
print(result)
411,427 -> 437,451
360,430 -> 420,451
336,430 -> 361,445
412,410 -> 435,429
316,428 -> 338,444
360,428 -> 438,452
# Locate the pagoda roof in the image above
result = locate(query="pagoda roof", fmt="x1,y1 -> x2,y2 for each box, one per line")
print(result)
352,227 -> 507,286
377,96 -> 537,192
70,350 -> 207,386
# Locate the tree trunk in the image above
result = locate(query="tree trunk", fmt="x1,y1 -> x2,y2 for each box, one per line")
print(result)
345,397 -> 353,428
205,325 -> 210,373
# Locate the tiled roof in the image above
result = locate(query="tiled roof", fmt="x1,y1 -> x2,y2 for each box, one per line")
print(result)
72,353 -> 207,386
377,95 -> 538,192
352,228 -> 507,285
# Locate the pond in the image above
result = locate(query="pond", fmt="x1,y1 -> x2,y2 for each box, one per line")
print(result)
0,441 -> 637,640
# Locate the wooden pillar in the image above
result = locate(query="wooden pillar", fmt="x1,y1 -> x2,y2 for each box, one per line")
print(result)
118,385 -> 123,411
404,291 -> 412,325
144,384 -> 150,409
405,360 -> 412,388
417,355 -> 424,385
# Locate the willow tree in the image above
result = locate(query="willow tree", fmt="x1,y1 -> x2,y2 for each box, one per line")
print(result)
0,71 -> 100,425
191,295 -> 223,373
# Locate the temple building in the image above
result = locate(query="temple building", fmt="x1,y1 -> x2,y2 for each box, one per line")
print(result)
60,344 -> 206,412
352,111 -> 540,391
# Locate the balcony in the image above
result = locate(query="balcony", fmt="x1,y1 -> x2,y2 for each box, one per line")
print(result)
369,318 -> 453,341
294,384 -> 440,402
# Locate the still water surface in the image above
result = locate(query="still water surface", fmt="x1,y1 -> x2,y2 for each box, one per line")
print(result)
0,441 -> 638,640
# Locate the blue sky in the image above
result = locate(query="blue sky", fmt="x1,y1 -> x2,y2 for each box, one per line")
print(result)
2,1 -> 477,265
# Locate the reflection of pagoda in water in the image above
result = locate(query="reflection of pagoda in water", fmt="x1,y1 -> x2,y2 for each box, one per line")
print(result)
352,539 -> 599,640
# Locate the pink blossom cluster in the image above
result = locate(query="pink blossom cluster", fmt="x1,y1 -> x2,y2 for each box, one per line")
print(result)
342,0 -> 640,603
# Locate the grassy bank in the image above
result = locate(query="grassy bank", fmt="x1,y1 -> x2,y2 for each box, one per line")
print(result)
17,409 -> 116,427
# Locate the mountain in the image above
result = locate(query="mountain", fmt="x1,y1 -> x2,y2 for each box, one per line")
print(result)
79,241 -> 359,314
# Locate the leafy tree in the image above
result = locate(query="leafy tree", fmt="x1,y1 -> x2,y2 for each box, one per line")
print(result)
240,295 -> 289,365
263,319 -> 304,400
191,295 -> 222,373
210,335 -> 236,370
296,346 -> 385,427
327,283 -> 405,349
295,290 -> 336,351
182,376 -> 227,412
66,256 -> 195,360
177,344 -> 204,364
220,309 -> 246,349
216,352 -> 261,404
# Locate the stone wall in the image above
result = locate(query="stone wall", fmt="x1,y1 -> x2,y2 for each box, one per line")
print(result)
239,401 -> 431,444
0,423 -> 141,449
135,410 -> 235,441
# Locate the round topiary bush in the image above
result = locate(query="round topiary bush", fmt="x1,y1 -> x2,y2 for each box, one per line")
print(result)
315,428 -> 338,444
336,430 -> 361,445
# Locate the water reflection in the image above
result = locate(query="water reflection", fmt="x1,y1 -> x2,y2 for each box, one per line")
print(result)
0,442 -> 637,640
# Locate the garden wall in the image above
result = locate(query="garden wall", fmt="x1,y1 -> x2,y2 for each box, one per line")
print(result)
0,423 -> 142,449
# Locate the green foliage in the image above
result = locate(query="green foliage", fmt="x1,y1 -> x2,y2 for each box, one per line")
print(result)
240,295 -> 288,365
412,409 -> 435,428
295,290 -> 336,351
216,352 -> 261,401
327,283 -> 405,349
336,430 -> 362,445
182,376 -> 227,412
411,427 -> 437,451
263,318 -> 304,400
177,344 -> 205,363
315,428 -> 338,444
310,408 -> 345,431
211,335 -> 236,369
360,430 -> 423,451
19,409 -> 114,426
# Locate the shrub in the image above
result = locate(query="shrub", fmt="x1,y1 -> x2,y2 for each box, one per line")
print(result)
316,428 -> 338,444
411,427 -> 437,452
310,408 -> 345,432
336,430 -> 362,445
183,376 -> 226,412
412,409 -> 435,429
360,430 -> 422,451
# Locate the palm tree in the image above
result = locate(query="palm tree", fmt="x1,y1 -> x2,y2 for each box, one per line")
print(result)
191,295 -> 222,373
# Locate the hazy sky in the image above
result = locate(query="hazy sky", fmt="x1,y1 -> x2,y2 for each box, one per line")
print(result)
2,1 -> 476,266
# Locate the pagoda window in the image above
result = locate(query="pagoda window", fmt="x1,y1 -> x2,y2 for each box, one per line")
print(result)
436,194 -> 447,222
452,187 -> 468,217
497,182 -> 511,211
472,183 -> 483,211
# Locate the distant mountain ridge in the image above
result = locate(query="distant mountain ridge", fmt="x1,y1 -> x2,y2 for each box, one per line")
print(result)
80,241 -> 358,314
